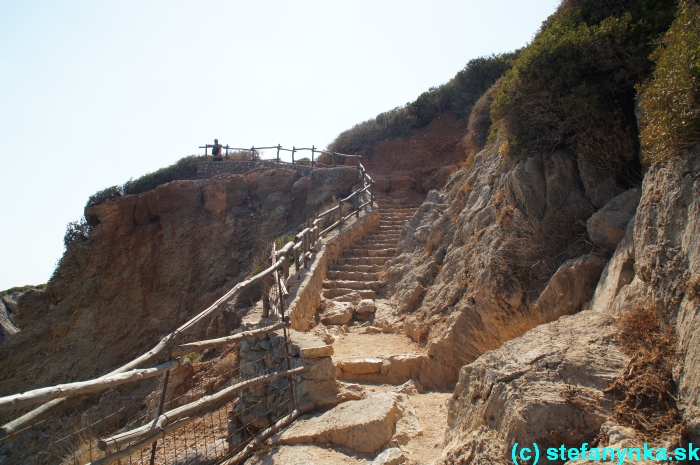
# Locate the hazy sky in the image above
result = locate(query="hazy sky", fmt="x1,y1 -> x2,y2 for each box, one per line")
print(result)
0,0 -> 560,291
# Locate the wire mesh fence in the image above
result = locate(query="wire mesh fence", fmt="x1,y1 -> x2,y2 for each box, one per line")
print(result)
0,328 -> 295,465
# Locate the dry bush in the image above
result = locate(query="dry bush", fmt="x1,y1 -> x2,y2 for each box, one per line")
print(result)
461,79 -> 502,169
500,209 -> 591,300
638,0 -> 700,163
424,230 -> 445,257
316,151 -> 332,165
606,305 -> 683,438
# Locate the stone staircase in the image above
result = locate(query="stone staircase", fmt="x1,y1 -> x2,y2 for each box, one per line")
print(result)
322,194 -> 422,309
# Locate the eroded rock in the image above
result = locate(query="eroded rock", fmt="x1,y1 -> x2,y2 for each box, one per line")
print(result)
587,188 -> 641,254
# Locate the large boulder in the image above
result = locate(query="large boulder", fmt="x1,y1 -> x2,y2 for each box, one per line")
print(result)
273,392 -> 421,454
587,188 -> 641,254
320,301 -> 354,325
438,310 -> 628,464
274,392 -> 399,452
306,167 -> 361,209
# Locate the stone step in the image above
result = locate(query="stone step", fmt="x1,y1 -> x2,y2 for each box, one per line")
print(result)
326,270 -> 379,281
349,243 -> 395,250
323,280 -> 383,291
335,257 -> 389,266
353,242 -> 396,249
328,264 -> 383,273
323,288 -> 376,299
343,248 -> 395,257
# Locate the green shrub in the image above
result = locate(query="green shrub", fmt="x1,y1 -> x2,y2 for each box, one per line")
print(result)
85,185 -> 122,210
329,53 -> 518,155
491,0 -> 677,175
638,0 -> 700,163
64,218 -> 92,247
122,155 -> 204,196
0,284 -> 47,295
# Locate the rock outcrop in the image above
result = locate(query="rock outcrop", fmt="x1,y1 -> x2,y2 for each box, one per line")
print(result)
380,143 -> 606,389
438,310 -> 627,464
435,146 -> 700,461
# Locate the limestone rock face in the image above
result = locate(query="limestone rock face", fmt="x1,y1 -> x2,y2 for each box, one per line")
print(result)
380,142 -> 604,389
320,301 -> 354,325
530,253 -> 607,321
587,188 -> 641,254
0,300 -> 18,344
577,155 -> 626,209
437,147 -> 700,460
438,311 -> 627,464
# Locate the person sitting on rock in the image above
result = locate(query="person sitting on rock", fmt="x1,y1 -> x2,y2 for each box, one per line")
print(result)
209,139 -> 224,161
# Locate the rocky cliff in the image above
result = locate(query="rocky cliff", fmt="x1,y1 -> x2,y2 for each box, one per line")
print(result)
0,166 -> 361,397
367,134 -> 698,458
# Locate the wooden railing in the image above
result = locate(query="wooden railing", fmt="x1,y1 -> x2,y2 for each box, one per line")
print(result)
198,143 -> 367,168
0,159 -> 376,465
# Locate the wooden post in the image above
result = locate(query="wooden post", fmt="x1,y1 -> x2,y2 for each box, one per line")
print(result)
294,242 -> 300,272
303,221 -> 309,269
311,145 -> 315,167
356,155 -> 360,170
283,252 -> 290,280
277,144 -> 281,162
292,147 -> 296,164
251,146 -> 255,161
262,274 -> 270,317
338,199 -> 343,228
355,191 -> 360,219
370,180 -> 374,208
149,367 -> 171,465
332,152 -> 336,167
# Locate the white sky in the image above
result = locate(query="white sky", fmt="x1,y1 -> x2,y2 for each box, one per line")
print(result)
0,0 -> 560,291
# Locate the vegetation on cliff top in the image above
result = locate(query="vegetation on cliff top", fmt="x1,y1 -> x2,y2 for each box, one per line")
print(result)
491,0 -> 677,177
638,0 -> 700,163
327,53 -> 518,156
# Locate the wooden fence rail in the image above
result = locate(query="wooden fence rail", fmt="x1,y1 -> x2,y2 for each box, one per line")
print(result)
197,143 -> 365,167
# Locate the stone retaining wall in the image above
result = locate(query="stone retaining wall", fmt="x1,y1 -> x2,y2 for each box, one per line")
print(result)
196,160 -> 314,179
284,206 -> 381,331
228,328 -> 335,448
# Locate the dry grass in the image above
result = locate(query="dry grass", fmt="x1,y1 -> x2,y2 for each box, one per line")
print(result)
605,305 -> 683,439
500,209 -> 591,300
